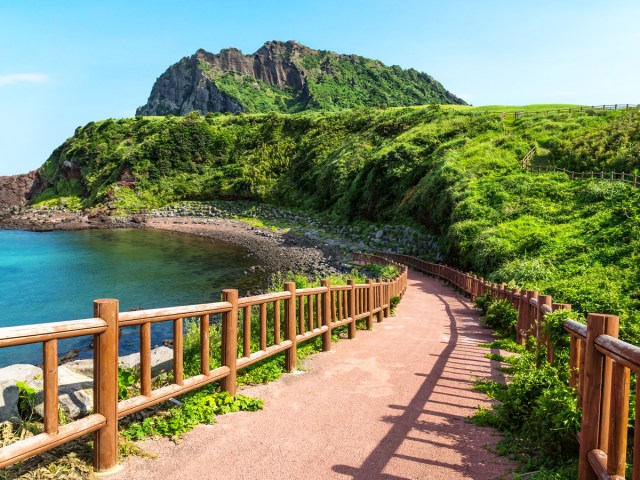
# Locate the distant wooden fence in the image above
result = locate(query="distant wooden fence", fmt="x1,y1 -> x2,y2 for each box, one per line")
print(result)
377,252 -> 639,480
498,103 -> 640,118
521,147 -> 639,188
0,253 -> 407,473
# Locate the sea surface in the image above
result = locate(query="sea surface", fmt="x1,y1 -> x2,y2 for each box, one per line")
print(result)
0,229 -> 267,367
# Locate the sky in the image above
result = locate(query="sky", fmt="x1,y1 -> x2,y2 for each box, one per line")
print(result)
0,0 -> 639,175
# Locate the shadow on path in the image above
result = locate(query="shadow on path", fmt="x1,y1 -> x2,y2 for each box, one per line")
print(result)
332,274 -> 507,480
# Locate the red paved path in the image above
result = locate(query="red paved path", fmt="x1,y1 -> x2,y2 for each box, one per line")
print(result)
114,271 -> 512,479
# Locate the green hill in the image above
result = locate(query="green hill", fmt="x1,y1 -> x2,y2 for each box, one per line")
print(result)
136,40 -> 466,115
37,105 -> 640,341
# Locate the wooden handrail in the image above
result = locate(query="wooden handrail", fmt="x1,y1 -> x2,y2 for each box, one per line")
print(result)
0,318 -> 107,347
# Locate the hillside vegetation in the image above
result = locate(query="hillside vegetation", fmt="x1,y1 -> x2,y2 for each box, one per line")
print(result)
37,106 -> 640,341
136,41 -> 466,116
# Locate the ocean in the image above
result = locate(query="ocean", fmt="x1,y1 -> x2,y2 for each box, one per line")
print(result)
0,229 -> 266,366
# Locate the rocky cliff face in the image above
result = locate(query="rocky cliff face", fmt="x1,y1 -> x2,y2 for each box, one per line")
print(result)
0,171 -> 42,208
137,40 -> 466,115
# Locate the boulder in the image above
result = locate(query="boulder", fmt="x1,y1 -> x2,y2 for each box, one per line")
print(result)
62,358 -> 94,377
0,364 -> 43,422
31,366 -> 93,420
118,346 -> 174,376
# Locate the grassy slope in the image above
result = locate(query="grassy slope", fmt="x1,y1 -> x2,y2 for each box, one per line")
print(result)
36,105 -> 640,341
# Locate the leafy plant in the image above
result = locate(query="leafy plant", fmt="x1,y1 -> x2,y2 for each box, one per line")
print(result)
15,381 -> 37,422
122,388 -> 263,441
473,292 -> 492,316
483,299 -> 518,338
118,368 -> 137,401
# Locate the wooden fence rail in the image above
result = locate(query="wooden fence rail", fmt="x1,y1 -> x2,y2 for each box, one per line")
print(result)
497,103 -> 640,118
375,251 -> 638,479
0,253 -> 407,473
3,247 -> 635,478
521,146 -> 639,188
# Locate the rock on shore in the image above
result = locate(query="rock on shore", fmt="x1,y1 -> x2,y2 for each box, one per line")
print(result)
0,347 -> 174,422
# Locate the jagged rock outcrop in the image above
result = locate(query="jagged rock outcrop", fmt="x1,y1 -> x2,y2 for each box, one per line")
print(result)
137,40 -> 466,115
0,170 -> 42,208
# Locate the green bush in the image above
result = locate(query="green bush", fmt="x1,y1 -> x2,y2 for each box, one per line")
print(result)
122,388 -> 263,441
473,292 -> 492,316
473,350 -> 580,470
483,299 -> 518,338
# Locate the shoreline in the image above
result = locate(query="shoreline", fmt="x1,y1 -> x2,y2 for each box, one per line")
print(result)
0,209 -> 349,370
0,208 -> 349,278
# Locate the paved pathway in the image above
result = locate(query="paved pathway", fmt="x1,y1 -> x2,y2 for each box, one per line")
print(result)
114,271 -> 513,480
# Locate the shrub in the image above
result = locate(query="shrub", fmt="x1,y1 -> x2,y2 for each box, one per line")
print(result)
473,292 -> 492,316
473,350 -> 580,469
483,299 -> 518,338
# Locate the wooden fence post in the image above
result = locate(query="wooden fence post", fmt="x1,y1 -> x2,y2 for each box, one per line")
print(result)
221,289 -> 238,396
284,282 -> 297,372
516,289 -> 528,345
511,288 -> 519,310
577,313 -> 619,480
377,278 -> 384,323
366,279 -> 374,329
384,281 -> 391,318
93,299 -> 119,473
348,279 -> 357,339
321,279 -> 332,352
608,361 -> 630,477
537,295 -> 552,360
526,290 -> 538,341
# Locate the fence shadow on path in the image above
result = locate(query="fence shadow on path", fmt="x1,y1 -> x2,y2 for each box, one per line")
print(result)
332,274 -> 509,480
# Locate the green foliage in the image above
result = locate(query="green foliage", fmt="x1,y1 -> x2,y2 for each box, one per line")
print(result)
472,350 -> 580,471
38,107 -> 640,343
118,368 -> 137,401
122,388 -> 262,441
390,295 -> 401,316
473,292 -> 492,316
357,263 -> 400,280
541,309 -> 584,363
483,299 -> 518,338
478,337 -> 526,354
15,381 -> 37,419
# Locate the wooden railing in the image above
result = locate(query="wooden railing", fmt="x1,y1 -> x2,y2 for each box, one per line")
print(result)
498,103 -> 640,118
521,147 -> 639,188
0,253 -> 407,473
377,252 -> 638,480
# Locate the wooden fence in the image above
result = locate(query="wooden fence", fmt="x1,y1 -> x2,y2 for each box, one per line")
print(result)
498,103 -> 640,118
521,147 -> 639,188
3,246 -> 637,478
0,253 -> 407,473
378,252 -> 639,480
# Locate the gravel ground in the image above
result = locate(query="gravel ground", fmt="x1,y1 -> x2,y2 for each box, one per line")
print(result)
145,217 -> 347,277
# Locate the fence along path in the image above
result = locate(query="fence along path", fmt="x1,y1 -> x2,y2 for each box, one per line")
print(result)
0,253 -> 406,473
382,252 -> 640,480
497,103 -> 639,119
2,249 -> 636,478
114,258 -> 512,480
521,146 -> 640,187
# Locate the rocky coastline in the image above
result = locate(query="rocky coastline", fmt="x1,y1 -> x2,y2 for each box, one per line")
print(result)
0,200 -> 440,419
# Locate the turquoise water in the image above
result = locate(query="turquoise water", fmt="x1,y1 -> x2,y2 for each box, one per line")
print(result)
0,229 -> 266,366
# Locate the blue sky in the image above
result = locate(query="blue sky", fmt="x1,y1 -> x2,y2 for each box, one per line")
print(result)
1,0 -> 638,175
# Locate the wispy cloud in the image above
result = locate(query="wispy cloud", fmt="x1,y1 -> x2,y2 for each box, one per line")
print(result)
0,73 -> 49,87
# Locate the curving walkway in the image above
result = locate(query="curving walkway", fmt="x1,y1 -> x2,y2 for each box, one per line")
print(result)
114,270 -> 513,480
